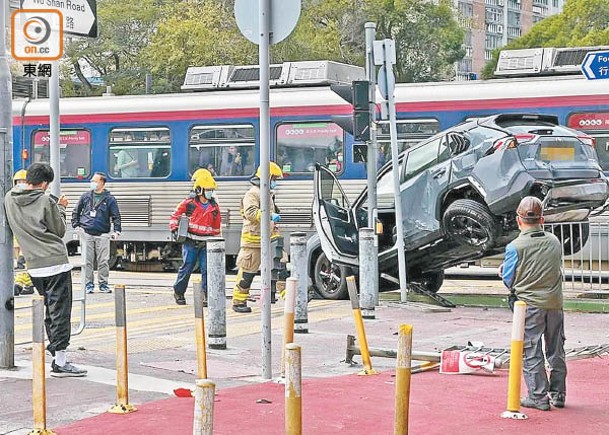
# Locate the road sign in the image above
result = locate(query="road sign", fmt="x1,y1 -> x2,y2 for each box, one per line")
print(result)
581,50 -> 609,80
235,0 -> 300,45
21,0 -> 97,38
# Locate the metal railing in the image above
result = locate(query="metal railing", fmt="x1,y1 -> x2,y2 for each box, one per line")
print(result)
545,221 -> 609,293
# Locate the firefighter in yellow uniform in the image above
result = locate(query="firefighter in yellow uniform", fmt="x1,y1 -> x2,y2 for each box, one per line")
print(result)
232,162 -> 284,313
12,169 -> 35,296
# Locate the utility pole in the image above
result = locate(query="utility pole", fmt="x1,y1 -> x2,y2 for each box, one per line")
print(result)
0,0 -> 15,369
364,22 -> 379,306
258,0 -> 272,380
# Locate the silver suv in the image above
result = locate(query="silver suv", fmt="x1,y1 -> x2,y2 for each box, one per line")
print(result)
311,114 -> 609,298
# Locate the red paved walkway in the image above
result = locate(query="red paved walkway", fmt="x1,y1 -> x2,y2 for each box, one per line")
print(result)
57,358 -> 609,435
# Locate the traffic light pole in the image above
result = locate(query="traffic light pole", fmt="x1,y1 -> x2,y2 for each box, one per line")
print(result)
364,22 -> 379,306
0,0 -> 15,369
377,39 -> 408,302
364,23 -> 377,231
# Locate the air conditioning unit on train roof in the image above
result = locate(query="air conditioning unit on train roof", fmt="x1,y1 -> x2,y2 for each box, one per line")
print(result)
494,46 -> 609,77
181,61 -> 364,91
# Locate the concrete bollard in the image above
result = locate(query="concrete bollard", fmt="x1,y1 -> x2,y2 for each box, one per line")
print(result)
193,379 -> 215,435
109,284 -> 137,414
193,279 -> 208,379
346,276 -> 378,376
359,228 -> 378,319
285,343 -> 302,435
281,277 -> 297,377
290,232 -> 308,334
501,301 -> 528,420
394,324 -> 413,435
31,296 -> 56,435
206,238 -> 226,350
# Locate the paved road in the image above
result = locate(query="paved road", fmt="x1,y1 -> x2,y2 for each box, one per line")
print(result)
3,270 -> 608,434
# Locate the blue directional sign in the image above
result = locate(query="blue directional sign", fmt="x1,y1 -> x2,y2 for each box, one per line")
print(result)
581,51 -> 609,80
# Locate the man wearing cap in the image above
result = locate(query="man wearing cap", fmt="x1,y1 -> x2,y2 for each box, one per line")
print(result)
501,196 -> 566,411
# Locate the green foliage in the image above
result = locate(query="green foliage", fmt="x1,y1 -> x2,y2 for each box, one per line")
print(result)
482,0 -> 609,79
63,0 -> 465,95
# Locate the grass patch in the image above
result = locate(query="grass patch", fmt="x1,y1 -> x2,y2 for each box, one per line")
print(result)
380,292 -> 609,313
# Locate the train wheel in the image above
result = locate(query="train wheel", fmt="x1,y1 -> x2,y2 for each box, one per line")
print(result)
313,252 -> 349,300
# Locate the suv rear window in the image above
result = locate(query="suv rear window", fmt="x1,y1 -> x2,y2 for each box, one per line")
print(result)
518,137 -> 597,163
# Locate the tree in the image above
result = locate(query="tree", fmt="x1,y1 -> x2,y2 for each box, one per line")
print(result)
482,0 -> 609,78
365,0 -> 465,82
62,0 -> 166,96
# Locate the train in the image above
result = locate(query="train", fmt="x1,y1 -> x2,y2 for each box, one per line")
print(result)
10,70 -> 609,286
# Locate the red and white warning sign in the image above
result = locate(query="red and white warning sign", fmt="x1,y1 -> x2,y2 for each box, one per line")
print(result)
440,350 -> 497,375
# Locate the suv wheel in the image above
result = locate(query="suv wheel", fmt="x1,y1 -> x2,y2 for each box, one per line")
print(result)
416,270 -> 445,294
550,221 -> 590,256
443,199 -> 498,249
313,252 -> 349,300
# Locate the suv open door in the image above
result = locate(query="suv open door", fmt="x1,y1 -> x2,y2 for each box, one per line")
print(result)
313,164 -> 359,267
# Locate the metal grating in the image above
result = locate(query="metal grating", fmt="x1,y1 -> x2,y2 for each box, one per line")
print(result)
12,77 -> 49,99
554,49 -> 591,67
185,73 -> 213,86
294,68 -> 323,81
230,66 -> 282,82
115,196 -> 151,227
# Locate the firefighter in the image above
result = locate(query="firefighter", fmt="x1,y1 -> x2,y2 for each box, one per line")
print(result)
12,169 -> 35,296
232,162 -> 285,313
169,169 -> 221,305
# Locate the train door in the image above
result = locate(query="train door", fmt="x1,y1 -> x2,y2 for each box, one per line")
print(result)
568,112 -> 609,173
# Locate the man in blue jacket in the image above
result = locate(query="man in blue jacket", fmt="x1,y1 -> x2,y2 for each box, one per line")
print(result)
72,172 -> 121,294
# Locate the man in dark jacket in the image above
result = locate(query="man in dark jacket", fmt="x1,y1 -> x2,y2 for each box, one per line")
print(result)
5,163 -> 87,377
72,172 -> 121,294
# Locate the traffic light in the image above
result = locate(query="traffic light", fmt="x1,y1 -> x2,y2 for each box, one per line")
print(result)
331,80 -> 371,142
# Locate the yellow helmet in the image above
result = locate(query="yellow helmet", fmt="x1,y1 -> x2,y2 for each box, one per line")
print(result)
255,161 -> 283,179
13,169 -> 27,184
191,168 -> 208,182
192,168 -> 217,191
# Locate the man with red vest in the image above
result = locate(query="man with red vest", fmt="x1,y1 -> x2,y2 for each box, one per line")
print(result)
169,169 -> 221,305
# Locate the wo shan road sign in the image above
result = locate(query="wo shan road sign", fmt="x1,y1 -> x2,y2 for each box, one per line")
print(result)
581,50 -> 609,80
21,0 -> 97,38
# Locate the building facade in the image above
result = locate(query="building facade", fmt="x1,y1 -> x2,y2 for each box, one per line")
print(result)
455,0 -> 565,80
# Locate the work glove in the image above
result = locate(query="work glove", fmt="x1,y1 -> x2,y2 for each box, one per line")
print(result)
271,213 -> 281,223
508,291 -> 518,312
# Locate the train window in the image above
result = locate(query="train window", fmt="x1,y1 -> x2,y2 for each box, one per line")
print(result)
567,112 -> 609,172
377,119 -> 439,169
275,122 -> 344,174
108,127 -> 171,179
32,129 -> 91,179
189,124 -> 255,177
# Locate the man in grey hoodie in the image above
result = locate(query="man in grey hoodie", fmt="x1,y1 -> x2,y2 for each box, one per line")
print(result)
5,163 -> 87,377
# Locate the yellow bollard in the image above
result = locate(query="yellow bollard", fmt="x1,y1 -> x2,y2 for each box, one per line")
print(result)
394,324 -> 413,435
193,278 -> 208,379
501,300 -> 528,420
30,296 -> 56,435
193,379 -> 215,435
285,343 -> 302,435
281,277 -> 297,377
346,276 -> 378,375
109,285 -> 137,414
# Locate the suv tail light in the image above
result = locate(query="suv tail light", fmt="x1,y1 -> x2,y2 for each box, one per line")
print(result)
577,134 -> 596,147
513,133 -> 538,144
493,137 -> 518,150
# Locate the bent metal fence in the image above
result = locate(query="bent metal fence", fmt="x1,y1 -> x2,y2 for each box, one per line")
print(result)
545,220 -> 609,293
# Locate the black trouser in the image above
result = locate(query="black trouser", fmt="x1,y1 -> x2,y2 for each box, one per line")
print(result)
30,271 -> 73,356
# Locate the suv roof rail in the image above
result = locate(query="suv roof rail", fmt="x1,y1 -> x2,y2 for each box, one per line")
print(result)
494,46 -> 609,77
181,61 -> 365,91
480,114 -> 559,128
